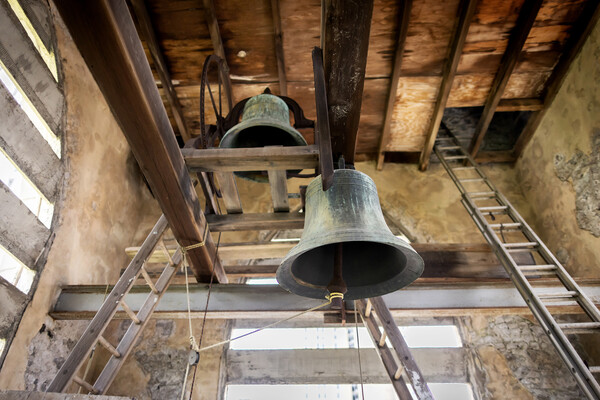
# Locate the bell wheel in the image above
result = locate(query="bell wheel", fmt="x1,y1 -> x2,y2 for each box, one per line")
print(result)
199,54 -> 233,149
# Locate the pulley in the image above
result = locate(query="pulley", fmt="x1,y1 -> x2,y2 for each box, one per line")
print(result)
276,169 -> 424,300
219,93 -> 307,182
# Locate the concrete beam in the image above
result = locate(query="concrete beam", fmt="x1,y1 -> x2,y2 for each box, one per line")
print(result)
0,391 -> 132,399
50,282 -> 600,320
226,348 -> 466,385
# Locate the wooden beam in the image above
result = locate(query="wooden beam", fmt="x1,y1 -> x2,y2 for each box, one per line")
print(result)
206,212 -> 304,231
182,145 -> 319,172
202,0 -> 233,107
53,0 -> 226,283
214,172 -> 243,214
468,0 -> 543,158
513,2 -> 600,158
130,0 -> 190,142
474,150 -> 516,164
418,0 -> 478,171
496,98 -> 543,112
270,0 -> 287,96
375,0 -> 412,170
322,0 -> 374,164
268,170 -> 290,212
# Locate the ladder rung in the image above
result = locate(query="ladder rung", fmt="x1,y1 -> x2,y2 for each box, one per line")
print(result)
460,178 -> 486,183
98,335 -> 121,358
503,242 -> 538,249
558,322 -> 600,334
159,239 -> 175,266
120,300 -> 141,324
445,155 -> 468,160
590,366 -> 600,374
537,291 -> 578,300
435,137 -> 453,141
394,365 -> 404,380
438,146 -> 462,150
478,206 -> 508,211
490,223 -> 522,229
140,266 -> 159,294
450,167 -> 475,172
73,376 -> 98,394
365,299 -> 372,318
521,270 -> 556,277
379,331 -> 387,347
468,191 -> 496,197
518,265 -> 556,271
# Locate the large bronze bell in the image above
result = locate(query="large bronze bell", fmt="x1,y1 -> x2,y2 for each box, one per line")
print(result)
220,93 -> 307,182
276,169 -> 424,300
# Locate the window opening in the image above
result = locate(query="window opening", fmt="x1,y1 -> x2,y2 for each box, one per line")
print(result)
0,244 -> 35,293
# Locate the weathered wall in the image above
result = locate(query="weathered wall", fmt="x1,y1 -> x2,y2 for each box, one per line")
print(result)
516,20 -> 600,277
0,3 -> 160,389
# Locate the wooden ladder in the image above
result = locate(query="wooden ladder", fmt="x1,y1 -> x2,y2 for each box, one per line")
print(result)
356,297 -> 435,399
47,215 -> 183,394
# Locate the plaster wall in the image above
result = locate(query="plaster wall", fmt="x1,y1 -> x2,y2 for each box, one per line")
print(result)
516,20 -> 600,277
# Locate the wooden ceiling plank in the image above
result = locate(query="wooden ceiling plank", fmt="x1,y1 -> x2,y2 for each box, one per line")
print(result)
202,0 -> 233,109
270,0 -> 287,96
513,0 -> 600,159
130,0 -> 191,142
375,0 -> 412,170
53,0 -> 226,283
322,0 -> 374,164
468,0 -> 544,158
418,0 -> 479,171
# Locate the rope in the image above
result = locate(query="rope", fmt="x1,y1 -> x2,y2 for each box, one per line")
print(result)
354,300 -> 366,400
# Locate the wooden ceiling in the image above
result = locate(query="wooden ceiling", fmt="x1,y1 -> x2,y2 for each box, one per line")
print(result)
133,0 -> 598,168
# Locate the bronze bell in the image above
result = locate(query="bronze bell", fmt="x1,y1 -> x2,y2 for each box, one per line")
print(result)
276,169 -> 424,300
219,93 -> 307,182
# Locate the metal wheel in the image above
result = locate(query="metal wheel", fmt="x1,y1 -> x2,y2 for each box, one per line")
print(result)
199,55 -> 233,149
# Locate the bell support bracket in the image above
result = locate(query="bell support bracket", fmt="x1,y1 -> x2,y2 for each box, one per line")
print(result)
312,47 -> 335,191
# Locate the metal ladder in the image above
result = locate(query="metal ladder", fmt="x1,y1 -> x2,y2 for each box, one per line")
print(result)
433,134 -> 600,399
356,297 -> 435,400
47,215 -> 183,394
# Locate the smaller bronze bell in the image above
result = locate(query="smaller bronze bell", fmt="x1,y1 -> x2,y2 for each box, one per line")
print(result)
219,93 -> 307,182
276,169 -> 424,300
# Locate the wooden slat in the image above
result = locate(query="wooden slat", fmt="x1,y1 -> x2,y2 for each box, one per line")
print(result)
513,1 -> 600,158
418,0 -> 478,171
182,145 -> 319,172
468,0 -> 544,158
47,216 -> 169,393
93,252 -> 181,394
53,0 -> 226,283
0,1 -> 63,133
322,0 -> 374,164
496,98 -> 543,112
268,169 -> 289,212
214,172 -> 243,214
0,181 -> 49,269
206,212 -> 304,232
270,0 -> 287,96
130,0 -> 190,142
202,0 -> 233,109
375,0 -> 412,170
0,84 -> 61,202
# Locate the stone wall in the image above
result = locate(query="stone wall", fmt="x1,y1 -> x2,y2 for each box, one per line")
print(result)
516,20 -> 600,278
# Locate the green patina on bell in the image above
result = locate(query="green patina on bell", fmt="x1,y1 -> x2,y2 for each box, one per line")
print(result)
219,93 -> 307,182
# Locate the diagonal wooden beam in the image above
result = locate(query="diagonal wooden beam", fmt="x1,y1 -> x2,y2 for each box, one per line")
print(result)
468,0 -> 543,158
53,0 -> 226,283
418,0 -> 478,171
130,0 -> 191,142
513,1 -> 600,158
270,0 -> 287,96
322,0 -> 374,165
376,0 -> 412,170
202,0 -> 233,108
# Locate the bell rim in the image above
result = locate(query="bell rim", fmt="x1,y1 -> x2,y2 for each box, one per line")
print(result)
219,118 -> 308,148
276,234 -> 424,300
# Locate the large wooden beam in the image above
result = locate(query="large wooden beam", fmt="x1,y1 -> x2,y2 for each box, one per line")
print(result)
418,0 -> 478,171
53,0 -> 226,283
322,0 -> 374,164
513,1 -> 600,158
270,0 -> 287,96
182,145 -> 319,172
206,212 -> 304,232
468,0 -> 543,158
375,0 -> 412,170
202,0 -> 233,106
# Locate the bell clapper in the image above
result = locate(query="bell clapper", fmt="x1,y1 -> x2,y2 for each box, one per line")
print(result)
327,242 -> 347,310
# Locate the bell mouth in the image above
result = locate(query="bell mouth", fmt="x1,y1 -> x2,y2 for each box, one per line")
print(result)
277,240 -> 424,300
219,120 -> 308,183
